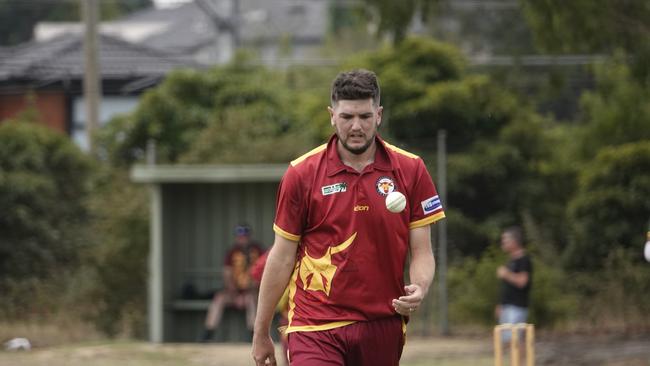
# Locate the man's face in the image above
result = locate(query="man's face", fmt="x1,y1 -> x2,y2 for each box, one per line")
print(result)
500,233 -> 517,253
328,99 -> 382,155
235,234 -> 250,246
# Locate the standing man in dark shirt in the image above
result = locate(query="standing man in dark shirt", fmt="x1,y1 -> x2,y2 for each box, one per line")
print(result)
495,226 -> 532,340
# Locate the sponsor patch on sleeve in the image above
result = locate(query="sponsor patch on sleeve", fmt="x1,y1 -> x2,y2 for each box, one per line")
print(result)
421,195 -> 442,215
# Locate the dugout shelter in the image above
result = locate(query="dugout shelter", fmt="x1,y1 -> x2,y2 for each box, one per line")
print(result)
131,164 -> 286,343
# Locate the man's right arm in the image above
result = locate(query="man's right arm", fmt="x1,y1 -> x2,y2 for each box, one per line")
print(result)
254,234 -> 298,331
497,259 -> 530,289
252,234 -> 298,365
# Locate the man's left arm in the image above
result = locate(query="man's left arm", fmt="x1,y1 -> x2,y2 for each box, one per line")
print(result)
392,225 -> 435,315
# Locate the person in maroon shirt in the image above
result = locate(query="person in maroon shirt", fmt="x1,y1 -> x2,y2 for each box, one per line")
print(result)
252,70 -> 445,365
201,224 -> 263,342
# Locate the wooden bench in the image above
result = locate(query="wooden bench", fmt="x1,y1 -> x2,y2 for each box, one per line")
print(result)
171,300 -> 212,311
168,299 -> 251,342
169,299 -> 284,343
170,270 -> 280,343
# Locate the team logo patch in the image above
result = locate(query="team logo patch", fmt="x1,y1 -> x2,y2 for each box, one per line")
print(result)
421,195 -> 442,215
322,182 -> 347,196
376,176 -> 396,196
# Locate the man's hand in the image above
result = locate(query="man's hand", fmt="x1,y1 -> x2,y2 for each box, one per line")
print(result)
392,284 -> 424,315
496,266 -> 509,279
252,332 -> 276,366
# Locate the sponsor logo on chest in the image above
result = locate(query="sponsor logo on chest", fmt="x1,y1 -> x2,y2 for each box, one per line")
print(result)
321,182 -> 347,196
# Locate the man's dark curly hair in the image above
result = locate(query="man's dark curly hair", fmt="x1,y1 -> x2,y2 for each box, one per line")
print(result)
330,69 -> 381,107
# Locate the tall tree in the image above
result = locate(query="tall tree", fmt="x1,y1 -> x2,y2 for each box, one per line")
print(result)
577,57 -> 650,158
565,141 -> 650,269
562,57 -> 650,269
520,0 -> 650,55
364,0 -> 440,44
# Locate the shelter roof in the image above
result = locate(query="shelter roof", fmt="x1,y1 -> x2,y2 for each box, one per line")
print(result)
131,164 -> 288,183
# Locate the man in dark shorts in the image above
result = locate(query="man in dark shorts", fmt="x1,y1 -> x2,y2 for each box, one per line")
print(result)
495,226 -> 532,340
201,224 -> 263,341
252,69 -> 446,365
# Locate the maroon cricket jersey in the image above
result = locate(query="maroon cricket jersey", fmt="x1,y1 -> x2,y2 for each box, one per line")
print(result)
273,135 -> 445,333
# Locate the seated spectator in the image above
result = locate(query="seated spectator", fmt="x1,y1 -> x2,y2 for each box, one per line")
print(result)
201,224 -> 264,342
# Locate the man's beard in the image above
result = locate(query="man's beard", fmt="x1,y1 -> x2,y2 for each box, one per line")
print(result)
341,132 -> 375,155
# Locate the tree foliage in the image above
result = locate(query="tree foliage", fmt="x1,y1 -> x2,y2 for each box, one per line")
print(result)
363,0 -> 440,44
557,57 -> 650,270
570,248 -> 650,329
578,58 -> 650,158
519,0 -> 650,85
565,141 -> 650,269
519,0 -> 650,55
100,55 -> 329,165
0,117 -> 93,283
84,169 -> 149,337
517,2 -> 650,271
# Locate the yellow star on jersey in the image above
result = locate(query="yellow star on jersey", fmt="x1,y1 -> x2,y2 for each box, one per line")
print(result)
299,233 -> 357,296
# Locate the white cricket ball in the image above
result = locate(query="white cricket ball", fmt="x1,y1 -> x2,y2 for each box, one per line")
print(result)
644,240 -> 650,263
385,191 -> 406,213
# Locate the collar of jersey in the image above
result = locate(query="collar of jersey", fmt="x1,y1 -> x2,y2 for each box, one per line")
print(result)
326,134 -> 394,177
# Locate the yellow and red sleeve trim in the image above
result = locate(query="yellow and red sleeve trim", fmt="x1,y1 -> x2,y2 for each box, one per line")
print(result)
409,211 -> 446,229
290,144 -> 327,167
273,223 -> 301,242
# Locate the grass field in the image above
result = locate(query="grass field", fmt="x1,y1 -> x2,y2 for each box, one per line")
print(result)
0,338 -> 493,366
1,332 -> 649,365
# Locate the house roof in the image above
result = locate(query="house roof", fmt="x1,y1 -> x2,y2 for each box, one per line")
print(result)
123,2 -> 222,54
243,0 -> 327,44
35,0 -> 327,55
125,0 -> 327,44
0,33 -> 202,88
